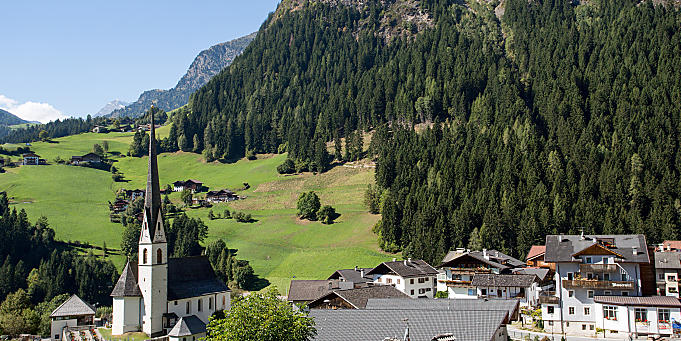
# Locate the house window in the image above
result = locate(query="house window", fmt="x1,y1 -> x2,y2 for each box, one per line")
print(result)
587,273 -> 594,280
548,321 -> 553,326
419,288 -> 427,294
584,307 -> 591,315
621,273 -> 627,281
582,324 -> 587,330
209,297 -> 213,310
590,325 -> 594,330
186,301 -> 190,314
668,275 -> 677,282
397,279 -> 401,284
174,301 -> 178,306
603,306 -> 617,321
660,273 -> 666,280
222,296 -> 226,308
410,289 -> 414,295
585,257 -> 592,264
604,273 -> 610,281
198,298 -> 202,312
55,335 -> 59,340
468,289 -> 475,296
604,290 -> 612,295
410,279 -> 414,285
568,290 -> 574,298
634,308 -> 647,322
621,291 -> 629,296
569,307 -> 575,315
547,306 -> 554,314
481,288 -> 487,295
418,277 -> 426,284
143,248 -> 148,264
587,290 -> 594,299
567,272 -> 574,280
387,278 -> 392,284
659,308 -> 671,323
157,249 -> 163,264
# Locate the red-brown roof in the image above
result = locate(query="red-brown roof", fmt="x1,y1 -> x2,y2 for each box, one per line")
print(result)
662,241 -> 681,251
526,245 -> 546,261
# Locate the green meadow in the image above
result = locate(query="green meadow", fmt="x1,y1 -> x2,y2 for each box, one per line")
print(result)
0,130 -> 394,291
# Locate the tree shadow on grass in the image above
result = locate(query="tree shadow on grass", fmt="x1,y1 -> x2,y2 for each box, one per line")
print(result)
246,276 -> 271,291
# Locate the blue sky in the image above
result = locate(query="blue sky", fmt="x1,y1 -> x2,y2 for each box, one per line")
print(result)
0,0 -> 280,122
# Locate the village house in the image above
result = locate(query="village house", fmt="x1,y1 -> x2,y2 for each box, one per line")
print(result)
71,152 -> 102,165
111,112 -> 230,339
123,189 -> 145,202
307,285 -> 409,309
92,126 -> 108,133
653,246 -> 681,297
205,189 -> 237,203
327,266 -> 374,288
436,249 -> 524,299
287,280 -> 353,305
592,296 -> 681,337
471,274 -> 540,306
525,245 -> 556,270
173,180 -> 204,193
49,295 -> 96,341
366,259 -> 439,298
539,234 -> 664,337
22,153 -> 40,165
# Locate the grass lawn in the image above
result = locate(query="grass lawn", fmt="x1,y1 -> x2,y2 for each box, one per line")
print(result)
98,328 -> 148,341
0,130 -> 396,290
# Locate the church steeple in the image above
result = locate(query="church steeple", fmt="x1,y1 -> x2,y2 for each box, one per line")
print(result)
140,107 -> 165,243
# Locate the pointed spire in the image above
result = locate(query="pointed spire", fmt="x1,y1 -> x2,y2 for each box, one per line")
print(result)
144,106 -> 162,239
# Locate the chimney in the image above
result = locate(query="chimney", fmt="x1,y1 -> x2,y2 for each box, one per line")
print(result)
558,234 -> 563,242
355,265 -> 358,271
404,259 -> 407,266
360,269 -> 365,278
483,249 -> 489,260
392,258 -> 397,262
632,247 -> 638,255
668,244 -> 672,252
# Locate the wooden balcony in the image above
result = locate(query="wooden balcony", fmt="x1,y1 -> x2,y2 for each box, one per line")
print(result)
438,279 -> 473,287
562,279 -> 634,290
579,264 -> 618,272
539,294 -> 560,304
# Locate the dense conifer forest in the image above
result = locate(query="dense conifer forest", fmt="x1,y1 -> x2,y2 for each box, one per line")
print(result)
166,0 -> 681,264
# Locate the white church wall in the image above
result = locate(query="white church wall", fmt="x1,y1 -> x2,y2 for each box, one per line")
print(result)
112,297 -> 141,335
167,292 -> 230,324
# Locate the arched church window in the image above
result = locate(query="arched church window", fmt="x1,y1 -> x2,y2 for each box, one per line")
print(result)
157,249 -> 163,264
143,248 -> 148,264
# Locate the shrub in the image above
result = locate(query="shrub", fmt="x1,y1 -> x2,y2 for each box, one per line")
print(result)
297,192 -> 320,220
435,291 -> 448,298
234,211 -> 253,223
208,210 -> 215,220
245,149 -> 257,160
317,205 -> 336,224
223,209 -> 231,219
276,158 -> 295,174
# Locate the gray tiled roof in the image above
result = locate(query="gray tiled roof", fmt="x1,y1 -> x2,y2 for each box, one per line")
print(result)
544,234 -> 650,263
309,285 -> 410,309
310,309 -> 507,341
168,315 -> 206,337
594,295 -> 681,307
438,251 -> 510,270
50,295 -> 96,318
472,274 -> 537,287
366,260 -> 439,278
654,252 -> 681,269
364,298 -> 518,318
111,261 -> 142,297
327,268 -> 373,283
512,268 -> 551,281
287,280 -> 352,302
167,256 -> 230,300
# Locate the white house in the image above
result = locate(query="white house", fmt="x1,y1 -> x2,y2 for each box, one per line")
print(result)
168,316 -> 206,341
593,296 -> 681,338
653,250 -> 681,297
49,295 -> 96,341
366,259 -> 439,298
111,111 -> 230,338
541,234 -> 650,337
436,249 -> 524,299
471,274 -> 540,306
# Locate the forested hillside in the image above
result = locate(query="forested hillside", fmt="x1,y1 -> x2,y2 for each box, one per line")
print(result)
154,0 -> 681,264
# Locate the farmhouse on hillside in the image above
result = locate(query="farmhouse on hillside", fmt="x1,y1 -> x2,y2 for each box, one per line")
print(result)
111,111 -> 230,339
366,259 -> 439,298
173,179 -> 204,193
205,189 -> 238,203
22,153 -> 40,165
71,152 -> 102,165
49,295 -> 96,341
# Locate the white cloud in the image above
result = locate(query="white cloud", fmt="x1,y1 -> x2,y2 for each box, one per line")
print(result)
0,94 -> 67,123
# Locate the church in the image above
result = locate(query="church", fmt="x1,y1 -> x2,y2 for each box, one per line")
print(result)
111,110 -> 230,339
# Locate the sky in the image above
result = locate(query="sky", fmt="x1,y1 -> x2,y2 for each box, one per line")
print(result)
0,0 -> 281,123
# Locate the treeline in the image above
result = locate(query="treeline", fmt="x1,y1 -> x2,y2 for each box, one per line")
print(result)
0,116 -> 104,143
0,192 -> 118,336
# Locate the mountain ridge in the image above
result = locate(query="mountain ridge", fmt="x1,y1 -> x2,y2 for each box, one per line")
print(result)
94,100 -> 130,117
0,108 -> 29,126
108,33 -> 257,118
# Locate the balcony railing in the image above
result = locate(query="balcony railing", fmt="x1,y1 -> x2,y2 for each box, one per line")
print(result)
438,279 -> 473,287
538,291 -> 559,304
562,279 -> 634,290
579,264 -> 618,272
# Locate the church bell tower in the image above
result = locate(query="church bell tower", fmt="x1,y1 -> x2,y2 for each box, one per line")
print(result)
138,107 -> 168,337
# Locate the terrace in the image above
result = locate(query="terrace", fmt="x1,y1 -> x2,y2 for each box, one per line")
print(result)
562,279 -> 634,290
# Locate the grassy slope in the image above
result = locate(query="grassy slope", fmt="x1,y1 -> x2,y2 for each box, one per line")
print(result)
0,130 -> 394,291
